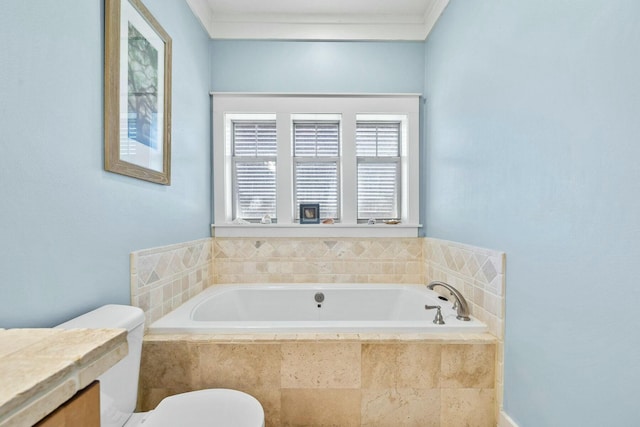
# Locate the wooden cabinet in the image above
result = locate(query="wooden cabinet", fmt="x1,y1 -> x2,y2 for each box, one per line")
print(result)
35,382 -> 100,427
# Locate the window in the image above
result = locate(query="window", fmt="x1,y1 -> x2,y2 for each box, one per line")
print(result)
293,119 -> 340,220
232,120 -> 277,221
212,94 -> 420,237
356,121 -> 401,221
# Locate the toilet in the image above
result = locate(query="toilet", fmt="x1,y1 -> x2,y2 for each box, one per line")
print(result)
57,304 -> 264,427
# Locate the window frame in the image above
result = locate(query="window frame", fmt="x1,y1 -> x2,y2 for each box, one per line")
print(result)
292,119 -> 341,220
357,157 -> 401,221
212,94 -> 421,237
355,119 -> 403,222
231,119 -> 278,222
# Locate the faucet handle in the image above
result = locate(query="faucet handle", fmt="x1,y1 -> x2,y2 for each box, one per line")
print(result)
424,305 -> 445,325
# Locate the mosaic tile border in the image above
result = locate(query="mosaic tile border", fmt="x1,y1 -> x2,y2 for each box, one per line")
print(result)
130,238 -> 212,327
213,237 -> 424,284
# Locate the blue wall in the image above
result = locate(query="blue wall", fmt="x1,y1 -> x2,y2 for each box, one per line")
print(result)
425,1 -> 640,425
210,40 -> 428,233
4,3 -> 637,422
210,40 -> 425,93
0,0 -> 211,327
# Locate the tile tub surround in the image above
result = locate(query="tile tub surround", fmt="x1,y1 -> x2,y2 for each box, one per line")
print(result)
424,238 -> 505,339
131,237 -> 506,423
138,333 -> 496,427
130,237 -> 506,331
213,237 -> 424,284
424,238 -> 506,414
130,239 -> 213,327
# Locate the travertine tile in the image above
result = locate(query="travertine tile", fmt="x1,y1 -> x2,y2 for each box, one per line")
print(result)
281,343 -> 361,389
0,329 -> 65,358
131,238 -> 212,327
0,357 -> 74,418
212,237 -> 424,285
1,378 -> 77,427
281,389 -> 361,426
13,329 -> 127,367
362,344 -> 441,389
0,329 -> 127,425
195,343 -> 281,390
441,344 -> 495,388
441,388 -> 495,427
139,335 -> 498,426
134,235 -> 504,421
361,388 -> 440,427
247,389 -> 281,427
424,237 -> 505,410
139,340 -> 195,390
76,341 -> 128,388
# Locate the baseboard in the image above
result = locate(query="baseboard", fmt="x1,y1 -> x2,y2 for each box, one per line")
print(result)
498,410 -> 519,427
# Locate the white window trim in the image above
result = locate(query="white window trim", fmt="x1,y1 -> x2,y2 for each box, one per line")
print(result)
356,117 -> 404,221
212,93 -> 421,238
230,116 -> 277,221
292,117 -> 342,220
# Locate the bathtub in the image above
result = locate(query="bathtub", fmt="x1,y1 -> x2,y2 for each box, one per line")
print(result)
148,283 -> 487,334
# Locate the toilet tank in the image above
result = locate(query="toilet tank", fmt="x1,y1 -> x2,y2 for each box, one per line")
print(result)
57,304 -> 145,427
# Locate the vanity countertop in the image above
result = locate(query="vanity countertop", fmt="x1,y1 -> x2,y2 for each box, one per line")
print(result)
0,328 -> 128,427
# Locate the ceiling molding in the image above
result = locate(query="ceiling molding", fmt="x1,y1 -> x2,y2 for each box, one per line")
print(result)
422,0 -> 449,40
186,0 -> 449,41
186,0 -> 214,37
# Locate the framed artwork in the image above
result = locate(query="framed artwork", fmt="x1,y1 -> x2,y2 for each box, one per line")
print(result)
104,0 -> 172,185
300,203 -> 320,224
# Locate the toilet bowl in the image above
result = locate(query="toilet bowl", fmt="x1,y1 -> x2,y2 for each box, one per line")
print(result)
57,304 -> 264,427
123,389 -> 264,427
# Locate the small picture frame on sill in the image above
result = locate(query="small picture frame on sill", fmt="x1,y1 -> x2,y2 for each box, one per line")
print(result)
299,204 -> 320,224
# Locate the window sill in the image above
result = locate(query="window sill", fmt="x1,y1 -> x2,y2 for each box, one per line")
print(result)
211,223 -> 421,238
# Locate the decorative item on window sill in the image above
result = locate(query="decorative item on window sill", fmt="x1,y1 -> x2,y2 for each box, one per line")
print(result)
261,215 -> 272,224
384,220 -> 401,225
367,218 -> 377,225
300,204 -> 320,224
322,218 -> 334,225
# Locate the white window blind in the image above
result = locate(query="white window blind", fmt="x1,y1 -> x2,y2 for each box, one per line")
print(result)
356,122 -> 401,220
232,121 -> 277,220
294,122 -> 340,219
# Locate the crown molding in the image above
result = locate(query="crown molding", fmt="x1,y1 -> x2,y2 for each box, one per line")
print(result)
186,0 -> 449,41
422,0 -> 449,40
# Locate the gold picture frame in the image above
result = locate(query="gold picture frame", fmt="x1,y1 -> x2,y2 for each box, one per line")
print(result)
104,0 -> 172,185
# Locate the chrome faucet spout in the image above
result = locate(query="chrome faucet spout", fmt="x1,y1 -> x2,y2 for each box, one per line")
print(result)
426,281 -> 471,321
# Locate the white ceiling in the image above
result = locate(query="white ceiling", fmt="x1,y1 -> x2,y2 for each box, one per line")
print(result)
186,0 -> 449,41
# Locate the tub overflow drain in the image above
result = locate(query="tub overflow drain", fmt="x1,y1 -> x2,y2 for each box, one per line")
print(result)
314,292 -> 325,303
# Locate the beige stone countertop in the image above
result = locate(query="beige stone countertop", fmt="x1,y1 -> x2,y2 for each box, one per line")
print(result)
0,328 -> 128,427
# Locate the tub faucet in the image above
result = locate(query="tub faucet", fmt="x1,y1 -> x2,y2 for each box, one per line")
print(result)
426,281 -> 471,321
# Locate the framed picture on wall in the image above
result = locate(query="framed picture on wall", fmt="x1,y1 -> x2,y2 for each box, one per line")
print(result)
104,0 -> 172,185
300,204 -> 320,224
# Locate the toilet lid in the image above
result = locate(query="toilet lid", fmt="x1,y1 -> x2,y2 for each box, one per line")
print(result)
142,389 -> 264,427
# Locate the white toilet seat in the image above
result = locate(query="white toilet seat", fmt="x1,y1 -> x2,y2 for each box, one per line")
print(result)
125,389 -> 264,427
